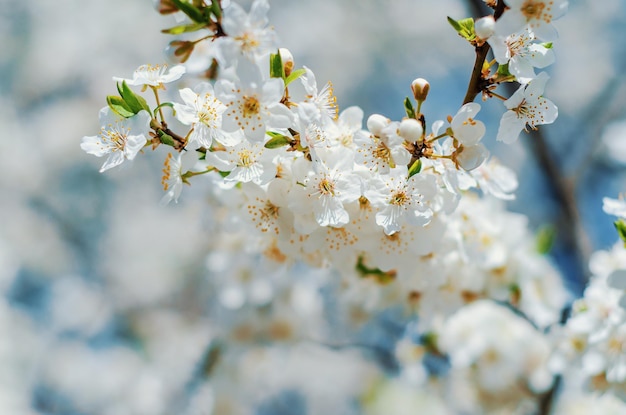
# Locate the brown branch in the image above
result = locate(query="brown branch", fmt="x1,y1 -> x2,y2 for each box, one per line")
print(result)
462,0 -> 506,104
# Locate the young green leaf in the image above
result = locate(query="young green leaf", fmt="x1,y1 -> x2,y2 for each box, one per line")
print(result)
404,96 -> 415,119
447,16 -> 476,42
497,63 -> 511,77
119,81 -> 151,115
161,22 -> 207,35
171,0 -> 206,23
284,68 -> 306,86
269,51 -> 284,79
264,134 -> 292,149
210,0 -> 222,20
408,159 -> 422,178
106,95 -> 134,118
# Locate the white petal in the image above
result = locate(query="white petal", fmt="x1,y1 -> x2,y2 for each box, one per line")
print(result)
497,112 -> 526,143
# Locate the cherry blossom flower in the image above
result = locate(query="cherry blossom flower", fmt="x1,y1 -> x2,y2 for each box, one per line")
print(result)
495,0 -> 569,42
488,28 -> 555,84
325,106 -> 364,149
299,66 -> 338,122
216,62 -> 293,142
355,114 -> 411,174
205,135 -> 276,185
364,167 -> 436,235
216,0 -> 277,66
496,72 -> 558,144
160,152 -> 184,205
289,148 -> 361,228
80,107 -> 150,172
173,82 -> 237,148
113,63 -> 185,88
433,103 -> 488,170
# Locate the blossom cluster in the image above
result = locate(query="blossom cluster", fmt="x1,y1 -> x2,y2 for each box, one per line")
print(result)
80,0 -> 572,328
78,0 -> 626,413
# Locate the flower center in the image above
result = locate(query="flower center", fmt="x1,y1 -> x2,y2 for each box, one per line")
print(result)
520,0 -> 546,20
236,33 -> 260,53
318,178 -> 336,196
373,141 -> 391,162
241,96 -> 260,118
390,190 -> 409,206
101,125 -> 129,152
261,201 -> 280,221
198,95 -> 220,126
513,99 -> 532,118
506,32 -> 531,57
237,149 -> 254,167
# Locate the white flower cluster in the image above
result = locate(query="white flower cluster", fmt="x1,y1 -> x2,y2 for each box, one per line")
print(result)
550,200 -> 626,395
80,0 -> 569,326
78,0 -> 615,413
482,0 -> 566,143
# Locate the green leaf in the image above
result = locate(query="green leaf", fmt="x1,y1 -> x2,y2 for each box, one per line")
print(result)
356,256 -> 396,285
264,133 -> 292,149
210,0 -> 222,20
161,22 -> 207,35
542,42 -> 553,49
171,0 -> 206,23
615,219 -> 626,245
106,95 -> 134,118
284,68 -> 306,86
536,225 -> 556,254
408,159 -> 422,178
269,51 -> 284,79
119,81 -> 151,115
404,96 -> 415,119
497,63 -> 511,77
447,16 -> 475,42
447,16 -> 463,32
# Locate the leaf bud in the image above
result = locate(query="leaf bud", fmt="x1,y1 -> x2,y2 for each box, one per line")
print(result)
411,78 -> 430,103
279,48 -> 294,77
475,16 -> 495,41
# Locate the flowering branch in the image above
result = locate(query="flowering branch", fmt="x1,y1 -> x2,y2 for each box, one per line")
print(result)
462,0 -> 506,104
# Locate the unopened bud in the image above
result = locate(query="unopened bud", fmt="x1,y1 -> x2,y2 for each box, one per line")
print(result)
279,48 -> 294,77
411,78 -> 430,103
399,118 -> 423,142
475,16 -> 495,40
367,114 -> 390,136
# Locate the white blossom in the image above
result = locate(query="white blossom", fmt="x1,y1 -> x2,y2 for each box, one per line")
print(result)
80,107 -> 150,172
113,63 -> 185,88
497,72 -> 558,143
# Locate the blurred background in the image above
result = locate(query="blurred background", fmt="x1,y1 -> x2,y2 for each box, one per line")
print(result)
1,0 -> 626,413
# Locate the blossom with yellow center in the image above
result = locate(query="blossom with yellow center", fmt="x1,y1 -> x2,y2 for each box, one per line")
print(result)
81,107 -> 150,172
